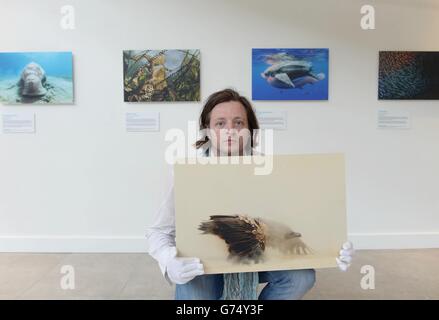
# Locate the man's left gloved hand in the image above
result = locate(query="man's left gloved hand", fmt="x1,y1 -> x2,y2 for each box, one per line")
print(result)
336,241 -> 354,271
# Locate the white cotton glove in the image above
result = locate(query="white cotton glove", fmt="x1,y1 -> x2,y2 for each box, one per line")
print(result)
164,247 -> 205,285
336,241 -> 354,272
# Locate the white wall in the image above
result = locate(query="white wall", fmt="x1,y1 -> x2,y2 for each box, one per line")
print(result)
1,0 -> 439,252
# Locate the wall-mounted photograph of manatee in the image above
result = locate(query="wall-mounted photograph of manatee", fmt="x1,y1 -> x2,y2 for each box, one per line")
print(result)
252,48 -> 328,100
378,51 -> 439,100
123,49 -> 200,102
0,52 -> 73,104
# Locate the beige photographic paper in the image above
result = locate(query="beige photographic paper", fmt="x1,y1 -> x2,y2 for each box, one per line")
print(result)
174,154 -> 347,274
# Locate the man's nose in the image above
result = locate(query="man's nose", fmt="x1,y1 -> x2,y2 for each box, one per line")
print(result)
226,121 -> 239,131
224,122 -> 233,132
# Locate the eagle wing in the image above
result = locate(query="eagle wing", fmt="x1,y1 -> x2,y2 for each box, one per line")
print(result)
198,215 -> 266,261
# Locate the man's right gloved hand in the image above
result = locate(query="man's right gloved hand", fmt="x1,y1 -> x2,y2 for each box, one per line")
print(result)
164,247 -> 205,285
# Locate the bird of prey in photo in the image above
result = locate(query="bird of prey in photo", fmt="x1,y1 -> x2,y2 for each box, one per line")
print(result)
198,214 -> 312,263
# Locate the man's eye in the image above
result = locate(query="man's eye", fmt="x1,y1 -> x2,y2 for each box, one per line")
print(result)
216,121 -> 224,127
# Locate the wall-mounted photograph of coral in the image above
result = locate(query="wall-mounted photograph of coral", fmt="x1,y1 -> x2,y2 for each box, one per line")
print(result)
123,49 -> 200,102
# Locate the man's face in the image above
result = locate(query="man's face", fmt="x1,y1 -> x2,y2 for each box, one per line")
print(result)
208,101 -> 251,156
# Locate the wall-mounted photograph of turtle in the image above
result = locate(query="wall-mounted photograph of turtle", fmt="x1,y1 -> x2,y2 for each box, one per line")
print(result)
378,51 -> 439,100
252,48 -> 328,100
0,52 -> 73,104
123,49 -> 200,102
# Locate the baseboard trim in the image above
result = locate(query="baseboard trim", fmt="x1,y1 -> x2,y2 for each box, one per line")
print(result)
348,232 -> 439,249
0,236 -> 148,253
0,233 -> 438,252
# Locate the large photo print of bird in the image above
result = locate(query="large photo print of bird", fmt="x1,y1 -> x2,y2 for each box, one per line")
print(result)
174,154 -> 347,274
252,48 -> 329,100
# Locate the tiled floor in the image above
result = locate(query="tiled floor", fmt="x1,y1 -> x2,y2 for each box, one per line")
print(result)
0,249 -> 438,299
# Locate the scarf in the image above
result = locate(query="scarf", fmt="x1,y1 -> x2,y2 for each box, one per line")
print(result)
203,146 -> 260,300
221,272 -> 259,300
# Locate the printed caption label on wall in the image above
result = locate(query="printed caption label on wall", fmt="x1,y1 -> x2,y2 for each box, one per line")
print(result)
2,113 -> 36,134
126,112 -> 160,132
377,109 -> 410,129
256,110 -> 288,130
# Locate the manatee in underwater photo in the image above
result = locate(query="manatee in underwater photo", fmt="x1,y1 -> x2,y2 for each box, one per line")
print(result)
18,62 -> 48,97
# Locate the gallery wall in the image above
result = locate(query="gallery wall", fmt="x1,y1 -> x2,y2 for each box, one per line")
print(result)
0,0 -> 439,252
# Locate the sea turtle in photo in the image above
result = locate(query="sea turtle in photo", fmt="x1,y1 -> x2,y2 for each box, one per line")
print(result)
261,59 -> 325,89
